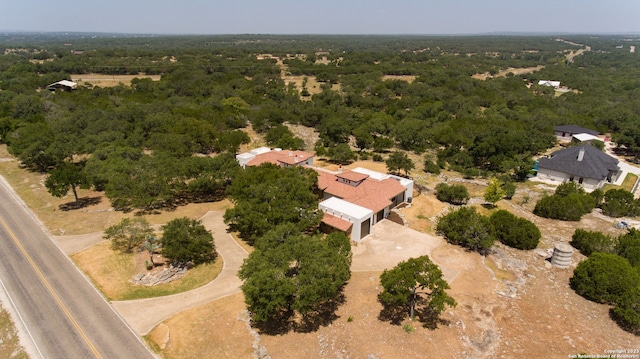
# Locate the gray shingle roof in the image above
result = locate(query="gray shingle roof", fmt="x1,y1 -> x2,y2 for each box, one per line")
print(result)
554,125 -> 600,136
538,145 -> 619,180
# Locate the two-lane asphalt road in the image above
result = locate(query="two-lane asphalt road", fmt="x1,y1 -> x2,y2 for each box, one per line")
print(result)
0,177 -> 155,359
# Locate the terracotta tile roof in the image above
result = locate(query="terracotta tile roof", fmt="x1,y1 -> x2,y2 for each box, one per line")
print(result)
246,150 -> 313,167
314,169 -> 406,213
316,170 -> 337,190
321,213 -> 353,232
278,151 -> 313,165
336,171 -> 369,182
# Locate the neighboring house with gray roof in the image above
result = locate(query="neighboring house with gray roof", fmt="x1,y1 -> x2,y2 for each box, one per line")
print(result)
554,125 -> 600,140
537,145 -> 620,191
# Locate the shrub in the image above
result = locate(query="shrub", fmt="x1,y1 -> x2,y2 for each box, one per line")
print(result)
161,217 -> 216,266
501,182 -> 516,200
570,252 -> 640,305
423,158 -> 441,175
611,288 -> 640,335
436,207 -> 495,255
590,188 -> 605,208
490,210 -> 541,250
435,183 -> 469,205
615,229 -> 640,268
533,184 -> 595,221
570,229 -> 616,256
602,189 -> 640,218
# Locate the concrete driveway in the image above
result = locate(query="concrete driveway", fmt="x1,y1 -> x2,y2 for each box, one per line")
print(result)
351,220 -> 445,272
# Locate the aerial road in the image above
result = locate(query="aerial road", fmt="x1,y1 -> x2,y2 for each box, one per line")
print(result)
0,177 -> 155,359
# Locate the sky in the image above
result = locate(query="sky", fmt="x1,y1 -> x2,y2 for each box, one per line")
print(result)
1,0 -> 639,35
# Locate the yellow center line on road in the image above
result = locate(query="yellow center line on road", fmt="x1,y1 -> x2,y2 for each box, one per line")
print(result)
0,215 -> 103,359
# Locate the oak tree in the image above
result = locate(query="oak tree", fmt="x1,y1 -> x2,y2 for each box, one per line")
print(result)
379,255 -> 456,321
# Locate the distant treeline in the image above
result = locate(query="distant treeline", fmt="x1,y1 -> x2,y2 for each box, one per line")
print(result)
1,34 -> 639,210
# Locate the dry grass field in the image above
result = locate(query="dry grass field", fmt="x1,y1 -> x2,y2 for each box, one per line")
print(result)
72,241 -> 223,301
0,306 -> 28,359
71,74 -> 162,87
257,54 -> 341,99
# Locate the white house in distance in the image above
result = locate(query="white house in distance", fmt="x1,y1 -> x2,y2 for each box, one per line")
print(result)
536,145 -> 620,191
47,80 -> 78,91
235,146 -> 314,168
235,147 -> 414,241
538,80 -> 561,89
554,125 -> 600,141
571,133 -> 604,145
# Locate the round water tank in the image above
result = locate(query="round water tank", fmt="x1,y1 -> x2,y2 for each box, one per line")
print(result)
551,243 -> 573,268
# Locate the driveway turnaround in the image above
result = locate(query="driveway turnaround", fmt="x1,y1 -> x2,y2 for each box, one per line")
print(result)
112,211 -> 248,335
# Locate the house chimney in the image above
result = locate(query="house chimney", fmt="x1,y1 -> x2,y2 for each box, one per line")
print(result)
577,148 -> 585,162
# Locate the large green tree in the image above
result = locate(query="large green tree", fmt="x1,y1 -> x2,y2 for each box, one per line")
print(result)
379,255 -> 456,322
602,189 -> 640,218
385,151 -> 415,176
160,217 -> 216,266
238,225 -> 351,324
224,164 -> 322,245
44,161 -> 90,206
104,217 -> 154,254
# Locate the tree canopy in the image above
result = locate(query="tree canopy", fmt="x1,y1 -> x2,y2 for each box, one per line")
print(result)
160,217 -> 216,266
378,255 -> 456,325
224,164 -> 322,245
489,209 -> 541,250
104,217 -> 154,254
238,224 -> 351,326
436,207 -> 495,255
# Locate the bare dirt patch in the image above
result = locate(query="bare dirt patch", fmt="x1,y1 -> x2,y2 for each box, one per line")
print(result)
382,75 -> 417,83
256,54 -> 341,99
472,65 -> 545,81
71,74 -> 162,88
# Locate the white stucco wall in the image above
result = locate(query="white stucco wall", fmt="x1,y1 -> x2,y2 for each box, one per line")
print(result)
319,197 -> 373,242
536,168 -> 604,191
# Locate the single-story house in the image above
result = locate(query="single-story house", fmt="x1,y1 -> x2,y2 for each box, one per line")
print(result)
537,144 -> 620,191
47,80 -> 77,91
235,148 -> 415,241
316,167 -> 413,241
235,147 -> 314,168
538,80 -> 561,89
554,125 -> 600,140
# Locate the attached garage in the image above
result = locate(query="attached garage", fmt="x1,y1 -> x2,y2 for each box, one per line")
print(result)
319,197 -> 373,242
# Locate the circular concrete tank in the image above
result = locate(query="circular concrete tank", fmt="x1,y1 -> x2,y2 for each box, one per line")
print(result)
551,243 -> 573,268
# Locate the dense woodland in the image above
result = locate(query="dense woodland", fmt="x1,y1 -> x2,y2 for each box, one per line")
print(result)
2,33 -> 640,333
1,33 -> 639,211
